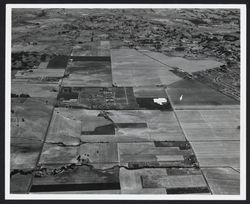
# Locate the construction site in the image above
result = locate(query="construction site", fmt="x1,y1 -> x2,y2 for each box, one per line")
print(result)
10,8 -> 241,195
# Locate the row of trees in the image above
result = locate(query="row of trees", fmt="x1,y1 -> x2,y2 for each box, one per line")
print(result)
11,93 -> 30,98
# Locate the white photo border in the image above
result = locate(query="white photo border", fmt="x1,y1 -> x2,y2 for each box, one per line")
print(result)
5,4 -> 247,200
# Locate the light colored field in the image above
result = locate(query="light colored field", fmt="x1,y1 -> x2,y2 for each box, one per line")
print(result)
202,168 -> 240,195
120,167 -> 209,194
176,109 -> 240,141
79,143 -> 118,163
140,50 -> 223,73
45,109 -> 186,146
11,82 -> 58,98
12,44 -> 48,53
142,110 -> 186,141
46,108 -> 113,145
80,134 -> 151,143
63,61 -> 112,87
38,62 -> 49,69
15,69 -> 65,79
39,143 -> 118,165
108,110 -> 146,123
108,110 -> 186,141
39,144 -> 79,164
11,141 -> 43,169
71,41 -> 110,56
11,98 -> 54,141
142,174 -> 207,189
71,46 -> 110,57
117,141 -> 194,167
133,86 -> 167,98
119,168 -> 167,194
190,141 -> 240,168
11,98 -> 54,169
62,72 -> 112,87
47,111 -> 82,138
111,49 -> 181,87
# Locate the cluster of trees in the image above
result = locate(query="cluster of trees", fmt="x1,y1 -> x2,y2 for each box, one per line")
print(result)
11,93 -> 30,98
37,9 -> 47,17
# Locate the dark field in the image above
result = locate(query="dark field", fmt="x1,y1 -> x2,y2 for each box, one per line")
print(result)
167,79 -> 239,109
47,55 -> 69,69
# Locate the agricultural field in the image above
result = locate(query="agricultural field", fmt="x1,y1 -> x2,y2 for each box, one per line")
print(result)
166,79 -> 239,110
11,98 -> 54,170
62,60 -> 112,87
11,82 -> 59,98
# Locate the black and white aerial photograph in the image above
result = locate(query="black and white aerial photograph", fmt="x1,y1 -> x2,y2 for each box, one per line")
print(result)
6,4 -> 246,199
